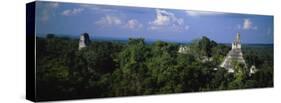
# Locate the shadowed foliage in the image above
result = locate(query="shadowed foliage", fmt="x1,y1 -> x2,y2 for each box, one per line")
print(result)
36,34 -> 273,101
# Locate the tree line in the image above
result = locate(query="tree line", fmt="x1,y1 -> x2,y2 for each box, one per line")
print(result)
35,34 -> 273,101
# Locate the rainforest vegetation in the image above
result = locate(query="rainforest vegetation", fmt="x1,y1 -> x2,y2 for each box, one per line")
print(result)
35,34 -> 273,101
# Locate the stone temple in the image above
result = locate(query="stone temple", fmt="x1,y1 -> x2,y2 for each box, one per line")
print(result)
78,33 -> 91,50
220,32 -> 247,73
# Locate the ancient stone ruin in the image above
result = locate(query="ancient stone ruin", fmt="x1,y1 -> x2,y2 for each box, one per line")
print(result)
78,33 -> 91,50
220,32 -> 247,73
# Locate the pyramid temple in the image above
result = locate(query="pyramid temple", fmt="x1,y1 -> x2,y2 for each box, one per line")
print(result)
78,33 -> 91,50
220,32 -> 247,73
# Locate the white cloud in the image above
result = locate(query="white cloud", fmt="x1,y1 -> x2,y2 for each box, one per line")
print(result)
243,19 -> 252,29
242,18 -> 258,30
150,9 -> 170,26
150,9 -> 183,26
96,15 -> 122,26
149,9 -> 186,31
40,2 -> 60,22
96,16 -> 144,30
62,8 -> 84,16
79,4 -> 92,8
185,10 -> 224,17
80,4 -> 117,12
48,2 -> 59,8
125,19 -> 143,29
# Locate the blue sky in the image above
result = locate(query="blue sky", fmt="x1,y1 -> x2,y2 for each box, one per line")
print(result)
35,1 -> 273,44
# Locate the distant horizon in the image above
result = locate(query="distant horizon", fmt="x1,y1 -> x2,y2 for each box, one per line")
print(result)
36,1 -> 273,44
36,33 -> 274,44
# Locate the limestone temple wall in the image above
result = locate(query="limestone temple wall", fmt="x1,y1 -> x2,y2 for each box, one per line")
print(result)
220,32 -> 247,73
78,33 -> 91,50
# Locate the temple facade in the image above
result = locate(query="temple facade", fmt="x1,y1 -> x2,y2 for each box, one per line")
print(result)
220,32 -> 247,73
178,45 -> 190,54
78,33 -> 91,50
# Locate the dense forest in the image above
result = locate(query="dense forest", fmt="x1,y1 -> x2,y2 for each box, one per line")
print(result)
35,34 -> 273,101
